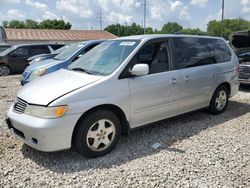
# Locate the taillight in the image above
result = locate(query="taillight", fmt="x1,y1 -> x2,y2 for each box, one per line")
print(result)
237,65 -> 240,73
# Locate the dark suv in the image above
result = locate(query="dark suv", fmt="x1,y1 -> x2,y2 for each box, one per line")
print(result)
230,30 -> 250,84
0,43 -> 63,76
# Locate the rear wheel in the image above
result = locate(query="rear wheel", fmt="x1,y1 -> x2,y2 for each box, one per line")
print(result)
73,110 -> 121,158
208,85 -> 229,114
0,65 -> 11,76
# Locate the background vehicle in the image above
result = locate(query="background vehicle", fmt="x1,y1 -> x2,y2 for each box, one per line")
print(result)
6,35 -> 239,158
21,40 -> 104,85
229,30 -> 250,84
27,45 -> 67,64
0,43 -> 11,53
0,43 -> 64,76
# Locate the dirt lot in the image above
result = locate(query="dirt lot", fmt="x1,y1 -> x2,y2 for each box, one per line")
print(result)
0,75 -> 249,187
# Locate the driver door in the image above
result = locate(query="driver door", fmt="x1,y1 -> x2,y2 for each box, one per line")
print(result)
128,39 -> 181,128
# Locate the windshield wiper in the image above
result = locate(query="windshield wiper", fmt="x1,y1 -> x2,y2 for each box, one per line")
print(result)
71,67 -> 93,74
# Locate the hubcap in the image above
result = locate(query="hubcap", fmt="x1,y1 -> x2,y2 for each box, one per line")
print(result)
86,119 -> 116,151
215,90 -> 227,111
0,66 -> 10,76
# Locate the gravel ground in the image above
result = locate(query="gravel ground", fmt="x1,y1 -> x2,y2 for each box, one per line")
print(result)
0,75 -> 249,188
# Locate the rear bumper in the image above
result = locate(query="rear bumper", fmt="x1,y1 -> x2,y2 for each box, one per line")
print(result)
239,78 -> 250,85
6,104 -> 81,152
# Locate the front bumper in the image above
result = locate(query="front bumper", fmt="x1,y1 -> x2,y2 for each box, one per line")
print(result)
6,104 -> 81,152
20,79 -> 28,86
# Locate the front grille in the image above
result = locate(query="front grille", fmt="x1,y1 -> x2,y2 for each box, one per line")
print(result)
13,98 -> 28,114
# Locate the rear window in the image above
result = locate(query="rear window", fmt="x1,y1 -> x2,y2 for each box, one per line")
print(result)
50,44 -> 64,50
172,37 -> 232,69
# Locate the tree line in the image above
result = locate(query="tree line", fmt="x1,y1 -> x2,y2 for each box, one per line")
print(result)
3,19 -> 72,30
104,18 -> 250,39
2,18 -> 250,39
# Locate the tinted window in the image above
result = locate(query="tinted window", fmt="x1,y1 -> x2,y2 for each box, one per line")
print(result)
13,47 -> 29,56
138,41 -> 169,74
172,37 -> 231,69
30,46 -> 50,56
238,51 -> 250,63
50,44 -> 64,50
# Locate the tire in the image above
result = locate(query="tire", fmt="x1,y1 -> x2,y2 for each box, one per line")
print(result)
0,64 -> 11,76
208,85 -> 229,115
73,110 -> 121,158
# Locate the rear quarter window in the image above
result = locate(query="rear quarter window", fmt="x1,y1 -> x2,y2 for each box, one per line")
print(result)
172,37 -> 232,69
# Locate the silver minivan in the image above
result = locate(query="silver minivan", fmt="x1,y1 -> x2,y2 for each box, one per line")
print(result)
6,35 -> 239,157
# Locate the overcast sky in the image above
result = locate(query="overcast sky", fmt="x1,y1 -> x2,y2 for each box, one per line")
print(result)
0,0 -> 250,31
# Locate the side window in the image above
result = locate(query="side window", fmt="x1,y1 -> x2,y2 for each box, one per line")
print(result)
13,47 -> 29,57
210,39 -> 231,63
137,42 -> 169,74
30,46 -> 50,56
172,37 -> 217,69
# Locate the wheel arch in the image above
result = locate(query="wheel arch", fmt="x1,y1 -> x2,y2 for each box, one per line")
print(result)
71,104 -> 130,146
217,82 -> 231,96
0,63 -> 13,75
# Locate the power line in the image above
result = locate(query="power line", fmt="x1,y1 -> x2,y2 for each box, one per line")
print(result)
221,0 -> 225,38
142,0 -> 146,34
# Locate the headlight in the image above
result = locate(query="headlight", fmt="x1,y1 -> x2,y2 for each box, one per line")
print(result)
25,105 -> 67,118
29,68 -> 47,80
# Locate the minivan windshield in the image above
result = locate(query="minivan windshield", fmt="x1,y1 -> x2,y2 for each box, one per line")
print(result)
68,40 -> 140,75
0,46 -> 16,56
53,43 -> 85,61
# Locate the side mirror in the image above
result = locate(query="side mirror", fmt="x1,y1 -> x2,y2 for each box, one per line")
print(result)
131,64 -> 149,76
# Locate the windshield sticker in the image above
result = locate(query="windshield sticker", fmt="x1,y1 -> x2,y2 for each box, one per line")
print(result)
119,42 -> 136,46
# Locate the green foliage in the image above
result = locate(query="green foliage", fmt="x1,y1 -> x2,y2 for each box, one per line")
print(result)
25,19 -> 39,29
207,18 -> 250,39
104,23 -> 144,36
39,19 -> 71,30
159,22 -> 183,34
2,19 -> 72,30
178,28 -> 207,35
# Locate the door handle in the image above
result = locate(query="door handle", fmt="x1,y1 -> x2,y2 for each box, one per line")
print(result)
170,78 -> 177,84
184,75 -> 190,81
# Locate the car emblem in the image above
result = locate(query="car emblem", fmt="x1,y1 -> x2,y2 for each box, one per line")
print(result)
240,67 -> 244,72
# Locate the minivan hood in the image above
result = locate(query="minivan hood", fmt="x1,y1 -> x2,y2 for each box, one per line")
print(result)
229,30 -> 250,53
17,69 -> 102,105
26,58 -> 62,71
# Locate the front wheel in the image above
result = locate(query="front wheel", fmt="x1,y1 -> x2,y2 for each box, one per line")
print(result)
208,85 -> 229,115
0,65 -> 11,76
73,110 -> 121,158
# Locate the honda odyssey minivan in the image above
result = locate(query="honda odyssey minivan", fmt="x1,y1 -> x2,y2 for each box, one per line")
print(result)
6,35 -> 239,157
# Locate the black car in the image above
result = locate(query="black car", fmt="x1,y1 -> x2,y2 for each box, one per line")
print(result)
27,45 -> 68,64
230,30 -> 250,84
0,43 -> 64,76
0,43 -> 11,53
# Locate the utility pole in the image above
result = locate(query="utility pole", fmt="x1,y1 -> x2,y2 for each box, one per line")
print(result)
98,9 -> 104,30
143,0 -> 146,34
221,0 -> 225,38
